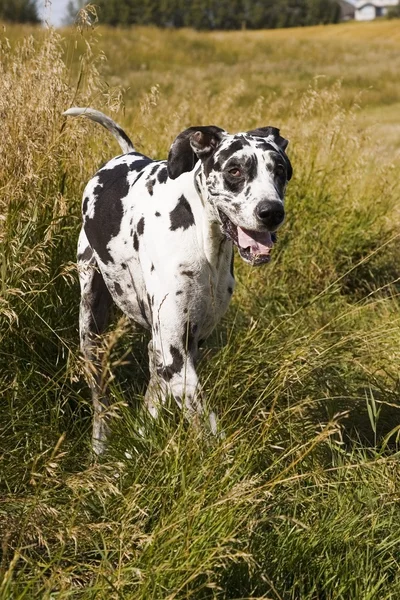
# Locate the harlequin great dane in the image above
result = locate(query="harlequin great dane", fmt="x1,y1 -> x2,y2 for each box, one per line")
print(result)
64,107 -> 292,454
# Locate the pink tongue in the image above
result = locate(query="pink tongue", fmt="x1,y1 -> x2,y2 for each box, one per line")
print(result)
237,226 -> 273,255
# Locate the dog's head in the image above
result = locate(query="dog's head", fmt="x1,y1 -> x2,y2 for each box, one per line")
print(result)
167,125 -> 292,265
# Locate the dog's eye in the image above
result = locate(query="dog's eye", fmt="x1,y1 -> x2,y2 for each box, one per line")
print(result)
228,167 -> 242,177
276,164 -> 285,178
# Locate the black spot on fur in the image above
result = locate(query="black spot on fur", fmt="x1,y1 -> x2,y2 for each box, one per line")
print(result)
84,163 -> 129,264
204,154 -> 221,177
176,290 -> 183,295
129,158 -> 152,173
151,264 -> 155,272
244,155 -> 257,182
122,263 -> 127,269
216,139 -> 246,166
157,166 -> 168,184
133,232 -> 139,252
115,282 -> 123,296
155,211 -> 161,217
182,270 -> 194,277
82,196 -> 89,215
228,286 -> 233,295
149,164 -> 159,177
146,179 -> 155,196
77,246 -> 93,262
170,195 -> 195,231
157,345 -> 184,382
138,298 -> 150,326
137,217 -> 145,236
84,269 -> 112,334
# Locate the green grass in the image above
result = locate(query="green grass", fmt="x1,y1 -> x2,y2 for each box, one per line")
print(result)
1,19 -> 400,599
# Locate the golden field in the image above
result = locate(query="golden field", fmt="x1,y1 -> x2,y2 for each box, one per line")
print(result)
1,18 -> 400,599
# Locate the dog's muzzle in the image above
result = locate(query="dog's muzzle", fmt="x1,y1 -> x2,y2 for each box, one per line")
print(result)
218,210 -> 277,266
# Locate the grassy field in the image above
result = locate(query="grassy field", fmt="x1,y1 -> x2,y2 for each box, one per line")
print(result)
1,16 -> 400,599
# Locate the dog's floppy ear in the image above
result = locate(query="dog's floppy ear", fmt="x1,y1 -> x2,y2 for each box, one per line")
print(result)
247,126 -> 292,181
168,126 -> 225,180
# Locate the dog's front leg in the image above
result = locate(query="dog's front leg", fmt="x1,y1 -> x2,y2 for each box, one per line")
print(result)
144,327 -> 203,424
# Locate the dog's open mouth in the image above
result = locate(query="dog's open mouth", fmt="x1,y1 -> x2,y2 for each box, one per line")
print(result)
218,210 -> 276,266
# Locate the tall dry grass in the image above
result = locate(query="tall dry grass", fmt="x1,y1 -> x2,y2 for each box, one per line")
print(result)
1,18 -> 400,600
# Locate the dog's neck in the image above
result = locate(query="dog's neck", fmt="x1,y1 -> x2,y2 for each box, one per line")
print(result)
193,165 -> 232,271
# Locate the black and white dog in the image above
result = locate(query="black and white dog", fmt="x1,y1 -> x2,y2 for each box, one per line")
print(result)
64,107 -> 292,454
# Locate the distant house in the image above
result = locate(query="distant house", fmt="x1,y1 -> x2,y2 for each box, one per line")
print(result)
355,0 -> 399,20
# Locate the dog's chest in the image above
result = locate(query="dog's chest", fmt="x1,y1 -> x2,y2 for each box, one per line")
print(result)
170,248 -> 235,340
101,225 -> 234,337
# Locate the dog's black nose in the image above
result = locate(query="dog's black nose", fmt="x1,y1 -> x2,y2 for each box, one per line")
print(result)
255,201 -> 285,229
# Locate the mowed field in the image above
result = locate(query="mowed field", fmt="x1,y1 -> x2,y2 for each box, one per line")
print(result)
1,18 -> 400,599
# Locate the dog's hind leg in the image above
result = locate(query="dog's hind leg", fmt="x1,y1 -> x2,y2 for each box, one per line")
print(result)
78,231 -> 113,455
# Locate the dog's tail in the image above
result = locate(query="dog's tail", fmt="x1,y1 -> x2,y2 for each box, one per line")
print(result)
63,107 -> 135,154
